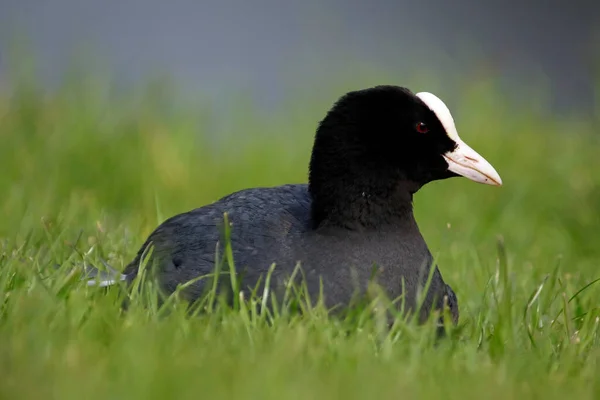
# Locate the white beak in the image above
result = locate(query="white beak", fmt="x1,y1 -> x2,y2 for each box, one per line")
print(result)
443,138 -> 502,186
415,91 -> 503,187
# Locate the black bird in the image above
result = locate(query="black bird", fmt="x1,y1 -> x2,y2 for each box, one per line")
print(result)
89,85 -> 502,325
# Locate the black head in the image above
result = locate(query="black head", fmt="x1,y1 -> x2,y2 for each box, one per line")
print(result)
308,85 -> 501,229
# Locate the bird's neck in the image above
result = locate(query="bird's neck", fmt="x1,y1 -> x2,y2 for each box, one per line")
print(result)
309,177 -> 420,231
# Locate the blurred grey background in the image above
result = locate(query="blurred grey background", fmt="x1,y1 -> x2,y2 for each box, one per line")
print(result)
1,0 -> 598,113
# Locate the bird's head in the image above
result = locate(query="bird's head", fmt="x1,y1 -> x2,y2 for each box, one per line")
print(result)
308,85 -> 502,227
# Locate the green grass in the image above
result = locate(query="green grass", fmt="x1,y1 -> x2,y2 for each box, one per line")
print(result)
1,70 -> 600,399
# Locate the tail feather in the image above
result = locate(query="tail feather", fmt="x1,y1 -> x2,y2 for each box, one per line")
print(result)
84,258 -> 128,287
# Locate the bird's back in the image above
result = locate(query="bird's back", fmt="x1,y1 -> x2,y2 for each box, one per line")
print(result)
123,184 -> 313,294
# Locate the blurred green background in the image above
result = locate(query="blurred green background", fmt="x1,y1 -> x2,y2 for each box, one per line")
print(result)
1,32 -> 600,400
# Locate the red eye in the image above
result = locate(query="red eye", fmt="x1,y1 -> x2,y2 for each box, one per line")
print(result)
416,122 -> 428,134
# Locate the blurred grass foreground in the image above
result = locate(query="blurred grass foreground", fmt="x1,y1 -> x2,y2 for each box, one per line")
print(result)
0,61 -> 600,399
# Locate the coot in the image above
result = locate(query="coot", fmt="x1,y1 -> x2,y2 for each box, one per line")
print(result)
90,85 -> 502,324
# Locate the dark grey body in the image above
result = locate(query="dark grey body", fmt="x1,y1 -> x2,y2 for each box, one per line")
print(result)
123,184 -> 458,323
